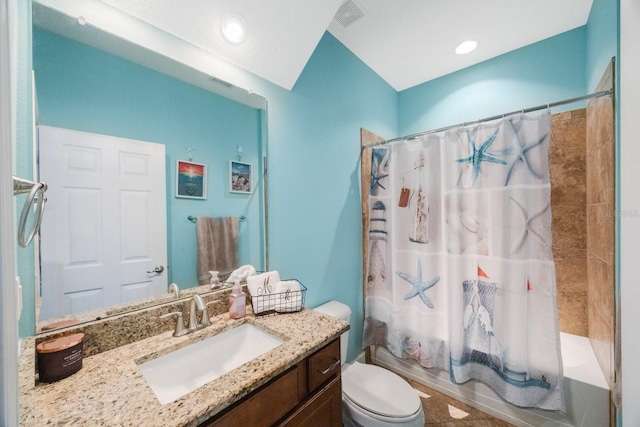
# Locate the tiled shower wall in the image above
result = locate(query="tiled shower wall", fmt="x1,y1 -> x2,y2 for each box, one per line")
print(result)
548,61 -> 615,394
550,109 -> 588,336
586,61 -> 615,390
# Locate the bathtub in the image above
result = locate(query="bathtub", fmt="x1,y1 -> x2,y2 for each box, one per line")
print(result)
369,332 -> 609,427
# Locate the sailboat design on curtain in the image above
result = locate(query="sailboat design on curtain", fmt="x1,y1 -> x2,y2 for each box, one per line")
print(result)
363,111 -> 565,411
451,267 -> 551,399
460,266 -> 504,372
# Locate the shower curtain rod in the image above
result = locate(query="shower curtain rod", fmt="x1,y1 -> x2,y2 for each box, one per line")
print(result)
364,89 -> 613,148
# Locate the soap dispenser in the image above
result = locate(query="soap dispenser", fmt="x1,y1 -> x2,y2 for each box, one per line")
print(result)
229,281 -> 246,319
209,271 -> 220,289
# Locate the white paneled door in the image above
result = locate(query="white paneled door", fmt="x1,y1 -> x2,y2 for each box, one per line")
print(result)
38,126 -> 167,320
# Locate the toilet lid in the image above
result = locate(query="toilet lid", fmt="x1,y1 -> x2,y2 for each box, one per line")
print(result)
342,362 -> 422,418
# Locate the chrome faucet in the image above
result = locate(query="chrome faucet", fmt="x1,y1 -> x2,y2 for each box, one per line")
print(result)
160,294 -> 211,337
168,283 -> 181,299
188,294 -> 206,330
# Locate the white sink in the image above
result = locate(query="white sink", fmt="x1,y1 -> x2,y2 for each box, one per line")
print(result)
138,323 -> 284,404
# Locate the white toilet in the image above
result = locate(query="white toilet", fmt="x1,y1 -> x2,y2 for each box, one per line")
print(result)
314,301 -> 425,427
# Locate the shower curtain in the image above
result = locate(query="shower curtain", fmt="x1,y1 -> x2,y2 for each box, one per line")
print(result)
363,111 -> 565,410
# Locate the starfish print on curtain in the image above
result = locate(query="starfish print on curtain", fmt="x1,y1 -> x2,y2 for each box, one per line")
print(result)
370,148 -> 390,196
456,128 -> 506,185
502,119 -> 548,185
508,196 -> 550,255
397,259 -> 440,308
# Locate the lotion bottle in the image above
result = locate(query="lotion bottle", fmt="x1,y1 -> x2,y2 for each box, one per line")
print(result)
229,281 -> 246,319
209,271 -> 220,289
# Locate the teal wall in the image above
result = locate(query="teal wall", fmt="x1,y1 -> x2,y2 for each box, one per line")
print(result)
259,33 -> 398,362
398,27 -> 588,136
586,0 -> 617,91
26,28 -> 264,335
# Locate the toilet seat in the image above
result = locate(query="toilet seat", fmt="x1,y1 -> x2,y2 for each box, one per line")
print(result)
342,362 -> 422,420
343,393 -> 424,426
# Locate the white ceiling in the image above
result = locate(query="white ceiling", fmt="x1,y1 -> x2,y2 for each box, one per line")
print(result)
99,0 -> 594,92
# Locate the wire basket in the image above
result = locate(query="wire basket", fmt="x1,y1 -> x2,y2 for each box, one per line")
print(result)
250,281 -> 307,316
219,271 -> 232,282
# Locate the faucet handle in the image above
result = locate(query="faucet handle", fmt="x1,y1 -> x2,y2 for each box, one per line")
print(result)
200,313 -> 211,328
160,311 -> 187,337
199,301 -> 218,328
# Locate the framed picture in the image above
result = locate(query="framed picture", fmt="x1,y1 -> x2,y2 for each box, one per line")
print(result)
176,160 -> 207,199
229,160 -> 252,194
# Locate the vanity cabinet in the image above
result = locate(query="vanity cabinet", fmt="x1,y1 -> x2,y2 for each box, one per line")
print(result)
277,376 -> 341,427
200,338 -> 341,427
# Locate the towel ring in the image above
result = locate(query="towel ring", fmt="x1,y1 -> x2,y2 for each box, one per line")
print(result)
13,176 -> 48,248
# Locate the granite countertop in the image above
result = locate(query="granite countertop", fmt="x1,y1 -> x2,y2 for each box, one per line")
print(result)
27,308 -> 348,426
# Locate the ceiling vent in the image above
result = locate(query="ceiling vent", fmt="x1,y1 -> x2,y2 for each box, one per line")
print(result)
333,0 -> 365,28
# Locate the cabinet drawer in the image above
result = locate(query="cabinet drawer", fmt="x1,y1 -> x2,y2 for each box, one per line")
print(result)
308,338 -> 340,392
202,362 -> 304,427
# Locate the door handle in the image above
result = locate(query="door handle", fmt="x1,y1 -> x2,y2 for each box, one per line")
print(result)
147,265 -> 165,274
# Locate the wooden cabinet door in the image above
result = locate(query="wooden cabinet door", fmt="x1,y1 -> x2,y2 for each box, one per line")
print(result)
277,376 -> 342,427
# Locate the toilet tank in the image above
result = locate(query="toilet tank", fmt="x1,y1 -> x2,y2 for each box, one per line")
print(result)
313,300 -> 351,365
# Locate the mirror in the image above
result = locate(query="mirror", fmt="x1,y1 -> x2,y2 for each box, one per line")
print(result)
28,1 -> 268,333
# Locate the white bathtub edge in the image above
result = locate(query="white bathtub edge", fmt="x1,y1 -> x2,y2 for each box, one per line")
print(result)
560,332 -> 609,390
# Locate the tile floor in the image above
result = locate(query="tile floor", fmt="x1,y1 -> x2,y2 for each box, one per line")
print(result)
403,377 -> 517,426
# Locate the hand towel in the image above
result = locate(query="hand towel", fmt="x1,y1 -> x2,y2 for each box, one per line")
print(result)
275,280 -> 303,313
196,216 -> 239,285
246,271 -> 280,296
275,279 -> 301,293
227,264 -> 257,284
247,271 -> 280,314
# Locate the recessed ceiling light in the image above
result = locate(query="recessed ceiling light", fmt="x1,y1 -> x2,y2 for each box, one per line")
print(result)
455,40 -> 477,55
221,16 -> 246,44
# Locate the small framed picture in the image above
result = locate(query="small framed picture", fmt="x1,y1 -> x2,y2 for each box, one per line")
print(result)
176,160 -> 207,199
229,160 -> 252,194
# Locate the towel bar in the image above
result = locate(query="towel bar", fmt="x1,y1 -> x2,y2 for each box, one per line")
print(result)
188,215 -> 246,223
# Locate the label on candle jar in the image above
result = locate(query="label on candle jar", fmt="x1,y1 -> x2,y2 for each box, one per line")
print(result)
62,348 -> 83,368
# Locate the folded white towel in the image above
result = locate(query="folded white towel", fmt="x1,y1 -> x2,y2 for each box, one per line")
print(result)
246,271 -> 280,297
250,293 -> 277,314
227,264 -> 257,284
246,271 -> 280,314
275,280 -> 301,294
275,280 -> 303,313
